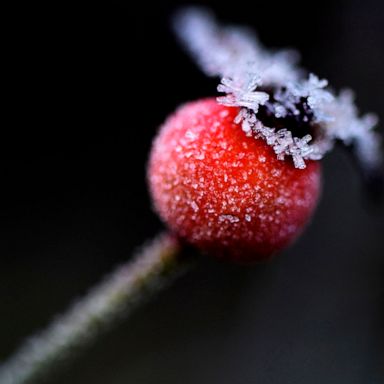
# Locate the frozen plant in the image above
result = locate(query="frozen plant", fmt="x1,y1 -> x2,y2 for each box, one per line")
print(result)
174,7 -> 382,171
0,8 -> 382,384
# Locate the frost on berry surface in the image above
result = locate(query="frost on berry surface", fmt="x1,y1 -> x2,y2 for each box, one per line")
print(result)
148,99 -> 321,262
174,8 -> 382,172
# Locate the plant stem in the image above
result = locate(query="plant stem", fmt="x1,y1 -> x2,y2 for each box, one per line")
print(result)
0,232 -> 186,384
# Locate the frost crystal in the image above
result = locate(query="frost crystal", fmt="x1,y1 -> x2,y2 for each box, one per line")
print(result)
174,8 -> 382,171
217,77 -> 269,113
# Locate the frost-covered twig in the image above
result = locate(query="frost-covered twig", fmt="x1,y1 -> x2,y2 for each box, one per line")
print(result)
0,233 -> 186,384
174,7 -> 382,172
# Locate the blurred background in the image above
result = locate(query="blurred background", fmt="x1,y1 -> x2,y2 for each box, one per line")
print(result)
1,0 -> 383,383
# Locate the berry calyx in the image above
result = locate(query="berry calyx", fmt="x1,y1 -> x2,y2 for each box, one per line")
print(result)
148,99 -> 321,263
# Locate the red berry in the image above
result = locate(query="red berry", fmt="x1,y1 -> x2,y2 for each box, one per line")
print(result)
148,98 -> 321,263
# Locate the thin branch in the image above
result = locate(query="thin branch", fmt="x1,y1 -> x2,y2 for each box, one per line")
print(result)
0,232 -> 186,384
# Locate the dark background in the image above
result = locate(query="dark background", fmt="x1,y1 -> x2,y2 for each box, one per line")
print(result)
1,1 -> 383,383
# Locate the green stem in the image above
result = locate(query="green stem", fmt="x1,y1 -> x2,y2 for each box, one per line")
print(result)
0,233 -> 186,384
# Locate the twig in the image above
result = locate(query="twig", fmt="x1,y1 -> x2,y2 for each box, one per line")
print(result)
0,232 -> 186,384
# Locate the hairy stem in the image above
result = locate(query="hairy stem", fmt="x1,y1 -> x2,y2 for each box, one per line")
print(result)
0,233 -> 186,384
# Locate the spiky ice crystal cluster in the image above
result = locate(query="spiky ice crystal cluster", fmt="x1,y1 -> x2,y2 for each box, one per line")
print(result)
174,8 -> 382,170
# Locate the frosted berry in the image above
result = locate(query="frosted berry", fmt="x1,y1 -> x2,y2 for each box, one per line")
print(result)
148,99 -> 321,263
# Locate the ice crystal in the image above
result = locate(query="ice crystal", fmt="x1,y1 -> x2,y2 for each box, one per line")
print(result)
217,77 -> 269,113
174,7 -> 382,171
